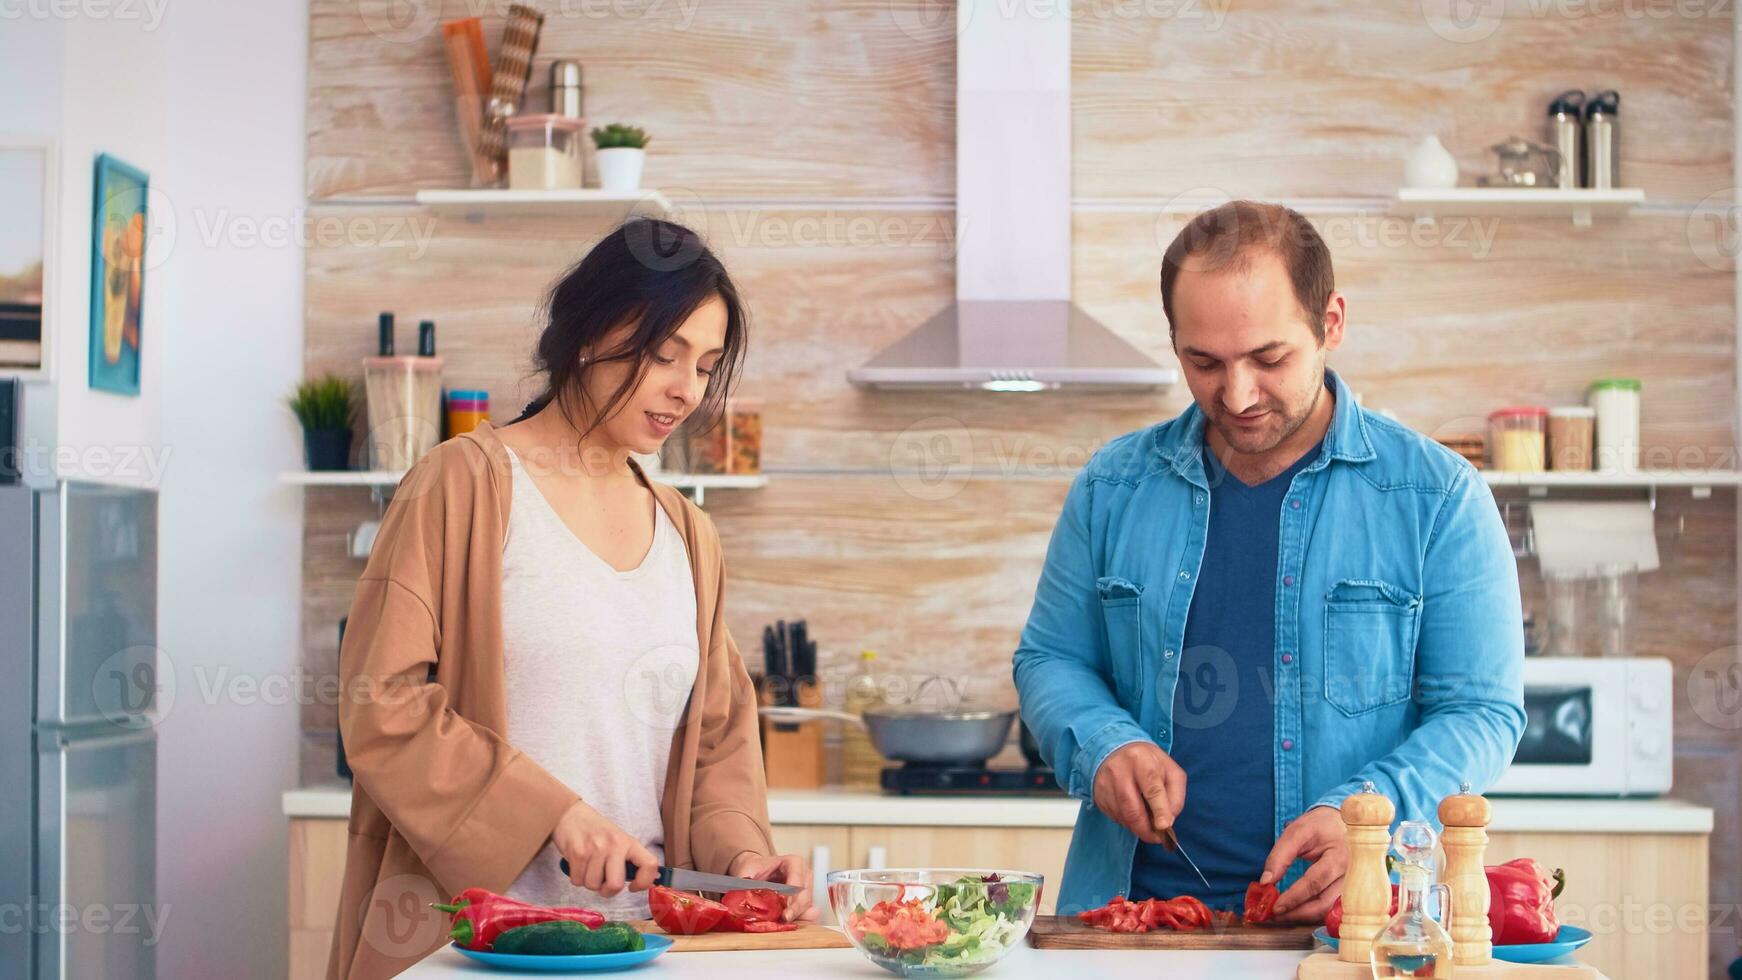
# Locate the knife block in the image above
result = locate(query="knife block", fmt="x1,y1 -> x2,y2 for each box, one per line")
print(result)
760,678 -> 825,790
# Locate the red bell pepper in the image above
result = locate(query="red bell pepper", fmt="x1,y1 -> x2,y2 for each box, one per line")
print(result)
1324,860 -> 1564,945
431,890 -> 605,950
1487,858 -> 1564,945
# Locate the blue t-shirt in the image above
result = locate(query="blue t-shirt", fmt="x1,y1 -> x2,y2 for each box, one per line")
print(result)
1130,437 -> 1323,909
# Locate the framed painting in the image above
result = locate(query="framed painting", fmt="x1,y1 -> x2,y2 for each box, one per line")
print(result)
89,153 -> 148,395
0,141 -> 55,380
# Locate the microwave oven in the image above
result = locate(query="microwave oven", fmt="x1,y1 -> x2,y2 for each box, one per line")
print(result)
1488,656 -> 1672,797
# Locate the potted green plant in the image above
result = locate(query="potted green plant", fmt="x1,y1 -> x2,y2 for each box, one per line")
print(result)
592,123 -> 649,192
288,375 -> 358,471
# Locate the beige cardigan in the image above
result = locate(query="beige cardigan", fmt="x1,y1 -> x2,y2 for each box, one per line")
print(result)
327,421 -> 774,980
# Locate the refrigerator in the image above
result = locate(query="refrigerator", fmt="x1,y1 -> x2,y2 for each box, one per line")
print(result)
2,481 -> 157,980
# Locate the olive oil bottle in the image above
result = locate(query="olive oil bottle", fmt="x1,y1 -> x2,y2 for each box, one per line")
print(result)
1370,820 -> 1455,979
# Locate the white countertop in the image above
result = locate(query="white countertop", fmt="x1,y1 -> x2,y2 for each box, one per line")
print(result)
285,785 -> 1714,834
406,942 -> 1605,978
407,943 -> 1308,979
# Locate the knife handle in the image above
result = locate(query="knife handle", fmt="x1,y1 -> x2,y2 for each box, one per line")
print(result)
556,857 -> 664,885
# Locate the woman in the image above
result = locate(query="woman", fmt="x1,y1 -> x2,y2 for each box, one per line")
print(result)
328,220 -> 811,980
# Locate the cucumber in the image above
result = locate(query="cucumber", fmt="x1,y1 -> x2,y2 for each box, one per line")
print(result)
492,917 -> 648,955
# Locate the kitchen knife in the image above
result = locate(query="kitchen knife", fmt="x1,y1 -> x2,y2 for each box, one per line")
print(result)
1161,828 -> 1211,891
557,858 -> 801,895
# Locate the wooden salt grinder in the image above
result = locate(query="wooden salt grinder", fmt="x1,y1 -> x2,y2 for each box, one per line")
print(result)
1440,782 -> 1494,966
1338,781 -> 1395,964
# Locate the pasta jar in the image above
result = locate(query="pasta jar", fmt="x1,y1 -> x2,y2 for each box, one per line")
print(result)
506,114 -> 584,190
1588,378 -> 1641,472
1488,407 -> 1548,472
1546,406 -> 1595,471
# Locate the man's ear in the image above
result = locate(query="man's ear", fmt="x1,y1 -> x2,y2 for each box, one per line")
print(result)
1319,292 -> 1348,353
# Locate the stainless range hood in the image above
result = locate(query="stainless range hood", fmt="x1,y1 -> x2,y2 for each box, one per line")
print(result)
847,0 -> 1176,392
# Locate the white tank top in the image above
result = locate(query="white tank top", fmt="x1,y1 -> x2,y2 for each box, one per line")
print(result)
500,447 -> 699,919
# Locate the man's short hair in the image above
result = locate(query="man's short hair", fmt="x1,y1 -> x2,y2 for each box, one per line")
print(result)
1159,200 -> 1335,343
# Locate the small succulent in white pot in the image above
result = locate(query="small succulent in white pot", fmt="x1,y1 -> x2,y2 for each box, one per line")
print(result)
592,123 -> 650,192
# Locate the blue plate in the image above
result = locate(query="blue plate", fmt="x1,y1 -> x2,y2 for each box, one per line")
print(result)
452,932 -> 672,972
1312,925 -> 1592,964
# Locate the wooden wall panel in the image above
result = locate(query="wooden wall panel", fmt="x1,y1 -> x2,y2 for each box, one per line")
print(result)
305,207 -> 1736,471
308,0 -> 956,199
303,5 -> 1738,971
1074,1 -> 1733,201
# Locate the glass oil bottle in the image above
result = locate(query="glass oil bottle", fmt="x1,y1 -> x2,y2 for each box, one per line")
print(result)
1370,820 -> 1455,979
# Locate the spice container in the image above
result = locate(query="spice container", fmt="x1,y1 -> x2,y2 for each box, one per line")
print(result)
446,389 -> 489,437
1488,407 -> 1547,472
506,114 -> 584,190
728,398 -> 763,474
1588,377 -> 1641,472
1547,406 -> 1595,471
684,418 -> 730,474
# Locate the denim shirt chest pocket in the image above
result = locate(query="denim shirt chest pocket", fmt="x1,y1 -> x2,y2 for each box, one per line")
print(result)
1096,575 -> 1150,715
1322,579 -> 1421,716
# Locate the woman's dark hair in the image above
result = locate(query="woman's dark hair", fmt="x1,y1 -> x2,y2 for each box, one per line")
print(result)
513,219 -> 748,438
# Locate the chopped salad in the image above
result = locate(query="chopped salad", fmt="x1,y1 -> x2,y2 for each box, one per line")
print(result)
846,874 -> 1038,969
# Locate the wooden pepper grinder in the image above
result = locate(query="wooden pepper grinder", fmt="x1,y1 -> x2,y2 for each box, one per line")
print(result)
1338,780 -> 1395,964
1439,782 -> 1494,966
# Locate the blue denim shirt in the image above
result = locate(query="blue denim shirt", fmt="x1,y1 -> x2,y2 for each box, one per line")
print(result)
1012,370 -> 1526,913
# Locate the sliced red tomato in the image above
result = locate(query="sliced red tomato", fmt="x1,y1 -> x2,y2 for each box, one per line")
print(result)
1243,880 -> 1280,925
735,919 -> 800,933
847,898 -> 948,950
721,888 -> 787,923
648,886 -> 729,935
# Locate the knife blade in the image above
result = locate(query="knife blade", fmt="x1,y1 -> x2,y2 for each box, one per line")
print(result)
558,858 -> 801,895
1161,828 -> 1211,891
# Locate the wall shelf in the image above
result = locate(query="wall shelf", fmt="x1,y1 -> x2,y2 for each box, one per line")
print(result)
1393,187 -> 1645,227
1480,469 -> 1740,489
280,468 -> 764,505
413,188 -> 671,222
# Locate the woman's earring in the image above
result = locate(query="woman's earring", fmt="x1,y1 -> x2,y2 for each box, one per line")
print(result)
577,355 -> 589,366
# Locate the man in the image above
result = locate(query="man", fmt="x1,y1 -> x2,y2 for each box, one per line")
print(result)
1013,201 -> 1525,924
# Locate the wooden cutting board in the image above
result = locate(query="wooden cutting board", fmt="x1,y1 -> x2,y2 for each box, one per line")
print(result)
628,920 -> 852,952
1027,914 -> 1318,950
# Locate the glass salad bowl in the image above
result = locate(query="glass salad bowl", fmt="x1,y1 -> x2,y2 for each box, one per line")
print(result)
827,869 -> 1044,978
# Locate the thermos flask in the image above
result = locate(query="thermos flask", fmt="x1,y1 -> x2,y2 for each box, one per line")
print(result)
1585,90 -> 1620,190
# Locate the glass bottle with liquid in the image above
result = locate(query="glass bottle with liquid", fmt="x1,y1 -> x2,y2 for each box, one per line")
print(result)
840,650 -> 885,789
1370,820 -> 1455,979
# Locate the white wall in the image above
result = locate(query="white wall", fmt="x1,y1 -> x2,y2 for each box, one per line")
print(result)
5,1 -> 307,976
156,0 -> 308,977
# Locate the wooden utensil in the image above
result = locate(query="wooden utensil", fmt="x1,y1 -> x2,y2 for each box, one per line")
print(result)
1028,914 -> 1317,951
629,921 -> 851,952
